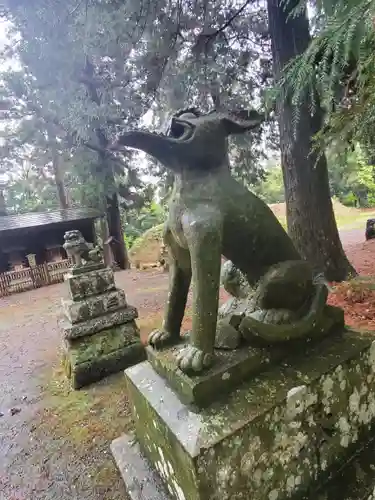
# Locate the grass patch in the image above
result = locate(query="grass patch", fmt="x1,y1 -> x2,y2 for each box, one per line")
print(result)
38,308 -> 188,448
34,308 -> 195,467
335,212 -> 375,230
39,364 -> 133,449
275,211 -> 375,231
30,361 -> 136,498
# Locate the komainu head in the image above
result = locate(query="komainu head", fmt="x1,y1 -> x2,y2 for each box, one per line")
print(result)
112,107 -> 264,172
64,230 -> 84,243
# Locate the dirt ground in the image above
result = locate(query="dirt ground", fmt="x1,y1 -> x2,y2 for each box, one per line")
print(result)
1,229 -> 375,500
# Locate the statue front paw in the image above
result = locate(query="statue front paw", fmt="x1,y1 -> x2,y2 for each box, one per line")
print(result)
176,345 -> 214,374
148,329 -> 174,348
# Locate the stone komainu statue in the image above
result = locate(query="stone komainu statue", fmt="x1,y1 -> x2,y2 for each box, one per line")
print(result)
111,107 -> 339,375
63,230 -> 102,268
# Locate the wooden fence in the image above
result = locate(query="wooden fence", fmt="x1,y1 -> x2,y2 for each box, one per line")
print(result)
0,260 -> 72,298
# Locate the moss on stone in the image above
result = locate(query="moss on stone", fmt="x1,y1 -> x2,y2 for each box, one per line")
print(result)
66,267 -> 116,301
146,308 -> 344,408
67,343 -> 145,389
65,322 -> 140,366
122,329 -> 375,500
63,320 -> 145,389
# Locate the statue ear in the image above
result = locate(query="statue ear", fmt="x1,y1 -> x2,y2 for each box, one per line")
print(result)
221,109 -> 264,136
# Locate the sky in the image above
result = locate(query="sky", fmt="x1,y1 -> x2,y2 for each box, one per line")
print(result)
0,20 -> 8,52
0,20 -> 12,171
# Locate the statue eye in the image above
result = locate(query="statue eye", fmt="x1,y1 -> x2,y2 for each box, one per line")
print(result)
168,118 -> 195,141
169,121 -> 186,138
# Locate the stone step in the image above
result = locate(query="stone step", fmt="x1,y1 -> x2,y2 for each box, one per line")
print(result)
65,266 -> 116,301
63,321 -> 145,389
62,288 -> 127,324
59,304 -> 138,339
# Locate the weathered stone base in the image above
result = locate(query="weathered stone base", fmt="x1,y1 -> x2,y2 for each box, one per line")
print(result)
63,321 -> 145,389
112,329 -> 375,500
146,305 -> 344,408
70,262 -> 105,275
111,432 -> 375,500
62,288 -> 127,324
315,434 -> 375,499
147,340 -> 296,408
65,267 -> 116,301
60,305 -> 138,339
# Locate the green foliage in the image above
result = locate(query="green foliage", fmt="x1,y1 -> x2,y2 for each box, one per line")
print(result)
1,0 -> 171,222
123,201 -> 166,248
327,145 -> 375,207
129,223 -> 165,256
1,0 -> 276,197
279,0 -> 375,153
340,192 -> 358,207
252,164 -> 285,203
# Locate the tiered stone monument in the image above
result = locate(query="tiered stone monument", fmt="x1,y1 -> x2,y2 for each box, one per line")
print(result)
60,230 -> 145,389
110,108 -> 375,499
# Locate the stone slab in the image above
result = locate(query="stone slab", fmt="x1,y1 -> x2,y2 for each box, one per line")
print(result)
70,262 -> 105,275
146,305 -> 344,408
111,434 -> 170,500
60,305 -> 138,339
62,289 -> 127,324
147,341 -> 291,408
64,342 -> 145,389
114,329 -> 375,500
63,321 -> 145,389
63,321 -> 141,364
111,429 -> 375,500
65,267 -> 115,301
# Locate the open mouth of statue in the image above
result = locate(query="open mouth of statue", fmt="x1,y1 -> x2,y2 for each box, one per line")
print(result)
167,118 -> 195,141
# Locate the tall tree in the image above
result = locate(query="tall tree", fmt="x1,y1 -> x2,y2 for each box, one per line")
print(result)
4,0 -> 356,278
1,0 -> 173,268
0,112 -> 71,210
0,167 -> 7,216
2,0 -> 274,188
280,0 -> 374,154
266,0 -> 356,280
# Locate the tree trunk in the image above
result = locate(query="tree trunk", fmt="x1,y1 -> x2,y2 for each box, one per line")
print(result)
106,192 -> 130,270
52,152 -> 69,209
99,216 -> 114,268
266,0 -> 356,281
0,190 -> 6,216
96,149 -> 130,270
82,58 -> 133,269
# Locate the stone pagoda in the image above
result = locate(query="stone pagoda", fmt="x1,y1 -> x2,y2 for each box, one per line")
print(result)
59,229 -> 145,389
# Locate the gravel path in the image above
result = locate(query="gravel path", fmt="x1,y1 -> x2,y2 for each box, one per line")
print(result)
0,269 -> 169,500
339,227 -> 365,246
0,230 -> 372,500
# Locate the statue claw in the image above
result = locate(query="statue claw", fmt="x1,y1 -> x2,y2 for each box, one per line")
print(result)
148,329 -> 173,348
176,346 -> 214,374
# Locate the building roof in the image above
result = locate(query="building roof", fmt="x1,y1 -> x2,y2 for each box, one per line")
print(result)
0,208 -> 102,233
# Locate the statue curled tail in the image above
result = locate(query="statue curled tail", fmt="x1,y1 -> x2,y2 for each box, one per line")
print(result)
219,259 -> 341,345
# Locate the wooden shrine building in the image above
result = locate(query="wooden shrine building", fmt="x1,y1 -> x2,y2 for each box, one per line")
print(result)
0,208 -> 102,272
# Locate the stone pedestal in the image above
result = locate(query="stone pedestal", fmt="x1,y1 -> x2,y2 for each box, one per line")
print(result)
60,266 -> 145,389
112,328 -> 375,500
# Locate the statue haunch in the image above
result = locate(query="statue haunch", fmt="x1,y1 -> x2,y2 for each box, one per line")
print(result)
63,230 -> 102,268
112,108 -> 329,375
